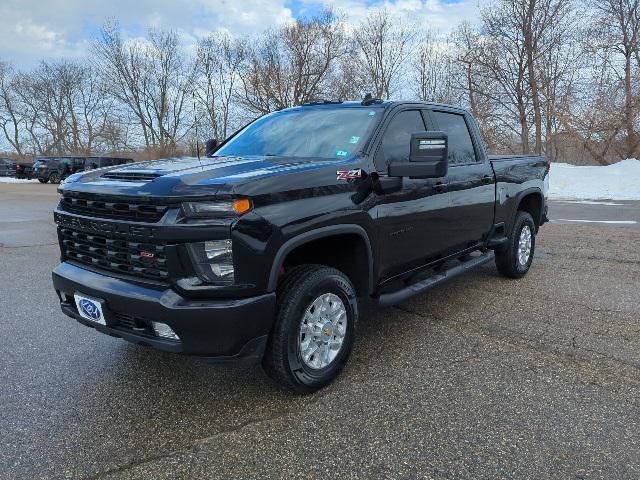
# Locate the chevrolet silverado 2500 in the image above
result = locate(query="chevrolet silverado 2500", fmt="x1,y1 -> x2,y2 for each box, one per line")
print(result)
52,99 -> 549,392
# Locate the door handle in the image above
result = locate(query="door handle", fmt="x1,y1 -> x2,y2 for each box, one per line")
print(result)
482,175 -> 493,184
434,182 -> 447,193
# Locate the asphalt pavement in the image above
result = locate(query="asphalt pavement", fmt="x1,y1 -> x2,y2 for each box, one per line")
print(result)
549,200 -> 640,229
1,183 -> 639,479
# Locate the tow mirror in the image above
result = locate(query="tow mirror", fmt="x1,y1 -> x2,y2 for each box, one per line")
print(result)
388,131 -> 448,179
205,139 -> 219,157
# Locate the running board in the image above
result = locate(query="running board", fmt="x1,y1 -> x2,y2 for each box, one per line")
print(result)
376,251 -> 495,307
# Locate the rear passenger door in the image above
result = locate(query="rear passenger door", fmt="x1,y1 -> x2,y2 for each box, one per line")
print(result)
373,108 -> 452,279
429,109 -> 495,251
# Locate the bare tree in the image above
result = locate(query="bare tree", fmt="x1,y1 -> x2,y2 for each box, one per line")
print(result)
239,10 -> 348,114
453,23 -> 480,117
93,23 -> 193,153
452,23 -> 503,149
195,34 -> 247,141
4,1 -> 640,166
472,4 -> 533,152
590,0 -> 640,159
0,61 -> 26,157
522,0 -> 574,154
412,31 -> 458,104
145,29 -> 194,150
353,9 -> 416,99
537,15 -> 582,160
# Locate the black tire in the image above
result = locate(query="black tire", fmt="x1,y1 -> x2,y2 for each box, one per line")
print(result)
49,172 -> 61,184
263,265 -> 357,393
495,211 -> 536,278
38,178 -> 48,184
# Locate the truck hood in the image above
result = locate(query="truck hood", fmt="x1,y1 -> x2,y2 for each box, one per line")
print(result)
61,155 -> 357,199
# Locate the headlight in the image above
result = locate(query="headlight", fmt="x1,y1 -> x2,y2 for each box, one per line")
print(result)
187,239 -> 234,284
182,199 -> 252,218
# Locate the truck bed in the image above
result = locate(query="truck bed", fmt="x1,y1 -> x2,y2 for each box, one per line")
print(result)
489,154 -> 550,234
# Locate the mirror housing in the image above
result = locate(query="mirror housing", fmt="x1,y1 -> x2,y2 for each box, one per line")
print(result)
205,139 -> 219,157
388,131 -> 448,179
373,175 -> 402,195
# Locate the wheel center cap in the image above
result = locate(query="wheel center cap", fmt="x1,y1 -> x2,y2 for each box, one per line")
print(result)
321,323 -> 333,340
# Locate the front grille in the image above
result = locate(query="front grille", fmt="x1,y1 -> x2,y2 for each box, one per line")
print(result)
60,226 -> 169,281
61,193 -> 168,222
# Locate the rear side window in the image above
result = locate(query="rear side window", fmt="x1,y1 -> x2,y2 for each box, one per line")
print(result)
379,110 -> 426,166
432,111 -> 477,165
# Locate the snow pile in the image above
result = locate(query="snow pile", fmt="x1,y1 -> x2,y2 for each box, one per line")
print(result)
549,159 -> 640,200
0,177 -> 38,184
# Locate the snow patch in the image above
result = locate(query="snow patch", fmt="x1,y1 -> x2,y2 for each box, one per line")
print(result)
0,177 -> 38,184
549,159 -> 640,200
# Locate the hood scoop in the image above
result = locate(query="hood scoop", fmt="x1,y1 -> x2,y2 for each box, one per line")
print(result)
101,171 -> 162,182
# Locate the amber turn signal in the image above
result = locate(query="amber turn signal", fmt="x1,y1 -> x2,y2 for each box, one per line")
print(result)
232,198 -> 252,215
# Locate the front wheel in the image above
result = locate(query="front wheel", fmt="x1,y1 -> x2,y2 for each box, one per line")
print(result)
38,178 -> 48,184
263,265 -> 357,393
495,211 -> 536,278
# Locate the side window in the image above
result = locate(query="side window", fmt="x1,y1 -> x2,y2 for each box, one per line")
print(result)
432,111 -> 477,165
378,110 -> 426,167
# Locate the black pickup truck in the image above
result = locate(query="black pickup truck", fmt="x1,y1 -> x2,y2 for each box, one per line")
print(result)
52,100 -> 549,392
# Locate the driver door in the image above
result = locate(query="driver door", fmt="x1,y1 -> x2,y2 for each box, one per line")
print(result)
373,108 -> 452,280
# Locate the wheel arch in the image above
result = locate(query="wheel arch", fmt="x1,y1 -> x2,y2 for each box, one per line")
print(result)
267,225 -> 374,296
514,188 -> 544,231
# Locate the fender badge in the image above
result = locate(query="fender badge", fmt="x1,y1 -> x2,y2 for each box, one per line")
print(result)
337,169 -> 363,181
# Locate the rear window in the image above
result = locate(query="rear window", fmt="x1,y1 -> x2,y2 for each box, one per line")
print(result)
33,159 -> 51,168
432,111 -> 477,165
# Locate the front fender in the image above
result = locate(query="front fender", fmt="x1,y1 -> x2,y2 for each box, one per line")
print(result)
267,224 -> 374,294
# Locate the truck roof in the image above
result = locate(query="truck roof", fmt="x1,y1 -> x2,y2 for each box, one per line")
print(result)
289,100 -> 470,115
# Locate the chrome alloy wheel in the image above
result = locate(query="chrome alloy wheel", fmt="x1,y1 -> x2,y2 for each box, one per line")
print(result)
299,293 -> 347,370
518,225 -> 532,266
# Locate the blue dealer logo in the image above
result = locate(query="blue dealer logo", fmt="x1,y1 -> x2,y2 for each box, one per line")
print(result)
79,299 -> 100,320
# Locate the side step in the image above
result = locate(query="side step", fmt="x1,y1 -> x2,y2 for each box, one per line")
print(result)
487,235 -> 508,248
376,251 -> 495,307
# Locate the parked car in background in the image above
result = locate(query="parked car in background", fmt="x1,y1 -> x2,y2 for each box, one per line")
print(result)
33,157 -> 83,184
15,162 -> 33,179
0,157 -> 17,177
83,157 -> 133,171
33,156 -> 133,184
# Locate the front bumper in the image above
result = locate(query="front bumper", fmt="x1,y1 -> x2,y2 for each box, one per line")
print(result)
52,262 -> 276,363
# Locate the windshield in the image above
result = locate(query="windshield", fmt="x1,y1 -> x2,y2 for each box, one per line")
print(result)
215,106 -> 381,159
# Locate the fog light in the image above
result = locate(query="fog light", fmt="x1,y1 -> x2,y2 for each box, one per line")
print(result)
152,321 -> 179,340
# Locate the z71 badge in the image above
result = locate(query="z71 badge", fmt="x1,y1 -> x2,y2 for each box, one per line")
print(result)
336,169 -> 363,181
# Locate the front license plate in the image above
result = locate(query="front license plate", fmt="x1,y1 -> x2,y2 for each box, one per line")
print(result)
74,294 -> 106,325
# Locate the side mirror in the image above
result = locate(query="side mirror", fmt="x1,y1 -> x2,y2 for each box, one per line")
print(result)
373,175 -> 403,195
205,139 -> 219,157
388,131 -> 448,179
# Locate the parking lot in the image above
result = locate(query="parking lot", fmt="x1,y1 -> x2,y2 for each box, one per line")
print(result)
1,183 -> 639,479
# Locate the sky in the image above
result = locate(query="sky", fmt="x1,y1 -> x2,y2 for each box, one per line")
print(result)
0,0 -> 481,69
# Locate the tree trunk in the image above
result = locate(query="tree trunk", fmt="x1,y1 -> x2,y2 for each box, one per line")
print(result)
525,0 -> 543,154
624,52 -> 636,158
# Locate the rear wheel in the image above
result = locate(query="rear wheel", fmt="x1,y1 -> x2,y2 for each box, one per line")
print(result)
495,211 -> 536,278
49,172 -> 61,184
263,265 -> 357,393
